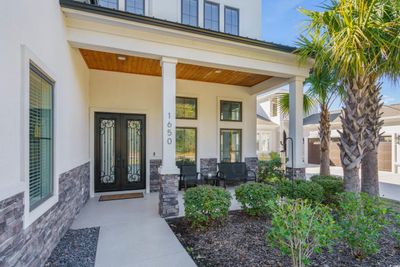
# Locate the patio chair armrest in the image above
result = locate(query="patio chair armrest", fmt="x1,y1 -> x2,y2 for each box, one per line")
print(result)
216,171 -> 225,180
247,170 -> 257,182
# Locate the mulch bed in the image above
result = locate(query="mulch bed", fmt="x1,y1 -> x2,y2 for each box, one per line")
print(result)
45,227 -> 100,267
167,211 -> 400,267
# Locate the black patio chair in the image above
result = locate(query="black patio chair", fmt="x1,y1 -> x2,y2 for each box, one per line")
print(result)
217,162 -> 257,188
179,165 -> 201,190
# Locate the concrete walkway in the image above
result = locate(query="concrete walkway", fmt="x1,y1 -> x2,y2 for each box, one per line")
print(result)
307,166 -> 400,201
71,189 -> 241,267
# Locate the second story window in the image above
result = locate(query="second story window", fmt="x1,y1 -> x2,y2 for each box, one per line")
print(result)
126,0 -> 144,15
204,1 -> 219,31
225,7 -> 239,35
271,97 -> 278,117
98,0 -> 118,9
182,0 -> 198,27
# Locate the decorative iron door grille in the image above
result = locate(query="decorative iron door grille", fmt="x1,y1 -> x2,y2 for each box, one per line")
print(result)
95,113 -> 146,192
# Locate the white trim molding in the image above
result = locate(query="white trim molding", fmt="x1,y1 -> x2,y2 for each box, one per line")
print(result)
21,45 -> 59,229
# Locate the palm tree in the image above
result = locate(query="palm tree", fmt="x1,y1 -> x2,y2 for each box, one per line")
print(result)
279,64 -> 342,176
298,0 -> 400,193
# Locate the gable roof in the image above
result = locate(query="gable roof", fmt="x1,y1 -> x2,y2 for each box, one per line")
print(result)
59,0 -> 297,54
303,104 -> 400,126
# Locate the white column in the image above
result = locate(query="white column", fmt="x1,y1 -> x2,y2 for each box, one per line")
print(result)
288,77 -> 305,169
159,57 -> 180,175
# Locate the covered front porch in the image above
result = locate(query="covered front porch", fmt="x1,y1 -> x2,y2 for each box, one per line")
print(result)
61,1 -> 311,217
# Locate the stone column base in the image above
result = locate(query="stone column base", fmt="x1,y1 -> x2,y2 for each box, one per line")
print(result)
159,174 -> 179,218
286,167 -> 306,180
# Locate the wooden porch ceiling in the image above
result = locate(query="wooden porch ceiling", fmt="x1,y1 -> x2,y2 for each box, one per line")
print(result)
79,49 -> 272,87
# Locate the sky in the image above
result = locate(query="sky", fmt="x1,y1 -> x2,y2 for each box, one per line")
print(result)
261,0 -> 400,106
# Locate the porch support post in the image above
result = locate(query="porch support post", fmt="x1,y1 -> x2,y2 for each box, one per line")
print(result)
158,57 -> 180,218
287,76 -> 306,179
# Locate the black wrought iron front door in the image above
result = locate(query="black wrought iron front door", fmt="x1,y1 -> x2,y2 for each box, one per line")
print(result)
95,113 -> 146,192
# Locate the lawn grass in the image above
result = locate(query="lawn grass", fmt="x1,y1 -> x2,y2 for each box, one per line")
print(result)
382,197 -> 400,213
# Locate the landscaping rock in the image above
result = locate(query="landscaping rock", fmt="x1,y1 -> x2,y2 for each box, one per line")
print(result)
44,227 -> 99,267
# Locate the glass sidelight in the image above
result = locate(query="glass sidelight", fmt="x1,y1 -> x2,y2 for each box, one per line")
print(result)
95,113 -> 146,192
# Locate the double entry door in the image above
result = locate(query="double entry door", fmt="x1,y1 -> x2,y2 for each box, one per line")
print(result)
95,113 -> 146,192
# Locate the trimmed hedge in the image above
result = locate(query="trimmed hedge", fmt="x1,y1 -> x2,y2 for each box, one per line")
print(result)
235,183 -> 277,216
184,185 -> 231,228
310,175 -> 344,204
277,180 -> 324,203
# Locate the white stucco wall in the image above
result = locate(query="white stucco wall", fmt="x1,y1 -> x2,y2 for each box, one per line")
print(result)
113,0 -> 262,40
89,69 -> 257,189
0,0 -> 90,219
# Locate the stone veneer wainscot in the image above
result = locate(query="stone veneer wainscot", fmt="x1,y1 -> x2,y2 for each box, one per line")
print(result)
0,162 -> 90,267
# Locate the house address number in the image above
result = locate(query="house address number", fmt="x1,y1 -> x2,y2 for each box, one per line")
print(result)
167,112 -> 173,145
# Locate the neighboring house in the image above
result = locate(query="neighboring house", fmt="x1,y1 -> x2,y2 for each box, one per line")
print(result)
0,0 -> 311,265
305,104 -> 400,174
256,86 -> 316,159
256,88 -> 287,158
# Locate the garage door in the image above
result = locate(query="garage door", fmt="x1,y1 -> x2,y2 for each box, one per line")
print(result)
308,137 -> 392,171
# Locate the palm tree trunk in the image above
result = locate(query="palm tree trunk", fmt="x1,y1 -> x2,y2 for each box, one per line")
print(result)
361,150 -> 380,195
339,76 -> 368,192
319,103 -> 331,176
361,81 -> 383,196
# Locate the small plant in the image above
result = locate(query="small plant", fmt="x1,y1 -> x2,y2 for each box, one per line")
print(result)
258,152 -> 285,184
184,185 -> 231,228
336,192 -> 388,259
235,183 -> 277,216
391,212 -> 400,248
310,175 -> 344,204
268,198 -> 336,267
277,180 -> 324,203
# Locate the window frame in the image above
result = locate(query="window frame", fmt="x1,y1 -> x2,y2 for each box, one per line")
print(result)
98,0 -> 119,9
224,6 -> 240,36
176,96 -> 198,120
28,63 -> 55,211
220,100 -> 242,122
204,1 -> 220,32
176,127 -> 198,165
220,128 -> 242,163
125,0 -> 145,15
181,0 -> 199,27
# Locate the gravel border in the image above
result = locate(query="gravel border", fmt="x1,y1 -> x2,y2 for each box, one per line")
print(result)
45,227 -> 100,267
167,211 -> 400,267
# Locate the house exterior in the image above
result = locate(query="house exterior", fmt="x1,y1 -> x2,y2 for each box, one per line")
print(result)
0,0 -> 311,265
305,104 -> 400,173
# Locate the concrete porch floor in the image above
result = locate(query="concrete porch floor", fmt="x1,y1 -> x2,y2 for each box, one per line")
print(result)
71,189 -> 241,267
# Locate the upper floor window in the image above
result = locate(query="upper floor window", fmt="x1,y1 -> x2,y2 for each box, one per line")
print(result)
182,0 -> 198,27
220,100 -> 242,121
176,97 -> 197,119
126,0 -> 144,15
98,0 -> 118,9
29,63 -> 54,210
225,7 -> 239,35
204,1 -> 219,31
271,97 -> 278,117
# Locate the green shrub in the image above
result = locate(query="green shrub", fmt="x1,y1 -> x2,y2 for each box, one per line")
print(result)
235,183 -> 277,216
393,213 -> 400,248
184,185 -> 231,228
277,180 -> 324,203
310,175 -> 344,204
336,192 -> 389,259
258,152 -> 285,184
268,198 -> 337,267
